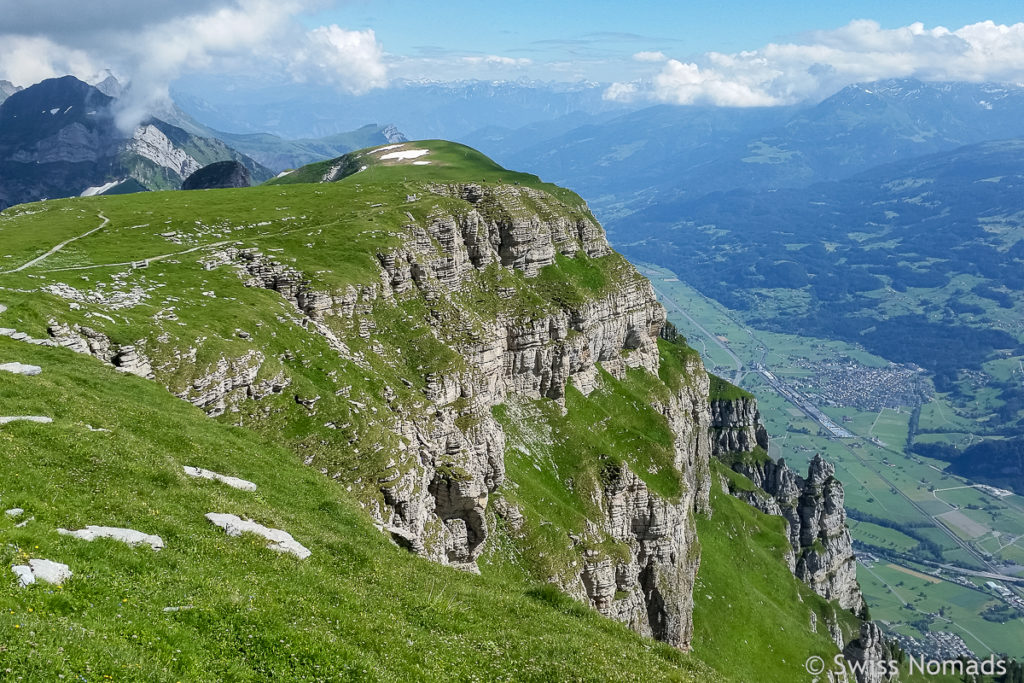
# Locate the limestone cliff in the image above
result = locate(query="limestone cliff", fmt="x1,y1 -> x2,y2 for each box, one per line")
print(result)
710,388 -> 864,615
843,622 -> 892,683
729,454 -> 864,613
710,394 -> 769,456
22,174 -> 711,650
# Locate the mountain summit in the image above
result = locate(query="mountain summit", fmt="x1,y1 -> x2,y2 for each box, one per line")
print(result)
0,75 -> 270,210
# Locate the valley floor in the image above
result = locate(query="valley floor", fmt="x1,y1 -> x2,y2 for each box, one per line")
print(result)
637,263 -> 1024,662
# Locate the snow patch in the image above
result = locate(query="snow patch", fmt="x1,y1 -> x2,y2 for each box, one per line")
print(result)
379,149 -> 429,161
412,161 -> 431,166
80,179 -> 123,197
370,144 -> 404,154
184,466 -> 257,491
205,513 -> 311,559
275,170 -> 294,179
49,108 -> 59,115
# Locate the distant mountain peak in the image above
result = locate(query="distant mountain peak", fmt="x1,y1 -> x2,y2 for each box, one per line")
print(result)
0,75 -> 269,210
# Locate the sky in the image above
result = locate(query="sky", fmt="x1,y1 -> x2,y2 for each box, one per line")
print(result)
1,0 -> 1024,127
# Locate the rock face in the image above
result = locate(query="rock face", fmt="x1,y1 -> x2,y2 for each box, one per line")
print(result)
728,451 -> 865,614
710,395 -> 769,456
710,388 -> 864,614
843,621 -> 892,683
47,323 -> 154,379
182,160 -> 252,190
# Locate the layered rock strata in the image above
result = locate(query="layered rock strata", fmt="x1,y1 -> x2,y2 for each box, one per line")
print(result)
710,395 -> 769,456
727,450 -> 865,614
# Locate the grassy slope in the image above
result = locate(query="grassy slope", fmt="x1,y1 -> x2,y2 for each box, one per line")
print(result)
0,141 -> 880,680
694,462 -> 857,682
0,336 -> 714,682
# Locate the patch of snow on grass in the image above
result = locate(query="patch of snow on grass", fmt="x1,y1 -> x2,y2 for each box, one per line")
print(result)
370,144 -> 404,154
380,149 -> 429,161
80,179 -> 123,197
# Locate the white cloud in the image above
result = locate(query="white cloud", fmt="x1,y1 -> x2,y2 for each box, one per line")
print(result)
607,20 -> 1024,106
461,55 -> 533,67
632,51 -> 667,63
0,36 -> 101,87
294,26 -> 389,94
0,0 -> 388,130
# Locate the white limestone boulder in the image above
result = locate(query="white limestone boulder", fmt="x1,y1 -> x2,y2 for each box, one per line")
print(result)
205,513 -> 310,559
183,466 -> 257,492
58,525 -> 164,550
12,559 -> 72,587
0,416 -> 52,425
0,362 -> 42,376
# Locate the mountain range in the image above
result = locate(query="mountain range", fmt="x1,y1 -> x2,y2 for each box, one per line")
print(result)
0,76 -> 272,210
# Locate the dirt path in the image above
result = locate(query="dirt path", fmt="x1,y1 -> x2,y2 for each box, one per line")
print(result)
0,213 -> 110,275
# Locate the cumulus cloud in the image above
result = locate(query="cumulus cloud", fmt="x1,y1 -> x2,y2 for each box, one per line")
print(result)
0,36 -> 101,87
290,26 -> 389,94
0,0 -> 389,130
607,20 -> 1024,106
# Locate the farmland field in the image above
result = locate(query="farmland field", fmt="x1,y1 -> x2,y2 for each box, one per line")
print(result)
637,262 -> 1024,659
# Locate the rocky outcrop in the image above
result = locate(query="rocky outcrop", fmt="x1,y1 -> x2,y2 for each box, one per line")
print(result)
182,160 -> 252,190
24,176 -> 712,652
129,124 -> 202,179
710,387 -> 864,614
172,349 -> 290,417
46,321 -> 287,415
203,181 -> 709,648
585,460 -> 704,649
729,453 -> 865,614
47,322 -> 154,379
710,395 -> 769,456
842,621 -> 892,683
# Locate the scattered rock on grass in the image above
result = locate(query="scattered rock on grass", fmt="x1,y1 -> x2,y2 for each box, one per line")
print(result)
58,525 -> 164,550
183,466 -> 257,492
0,362 -> 41,376
205,513 -> 311,559
0,416 -> 52,425
11,559 -> 72,587
5,508 -> 24,517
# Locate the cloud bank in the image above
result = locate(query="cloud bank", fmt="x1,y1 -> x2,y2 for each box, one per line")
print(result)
608,20 -> 1024,106
0,0 -> 388,130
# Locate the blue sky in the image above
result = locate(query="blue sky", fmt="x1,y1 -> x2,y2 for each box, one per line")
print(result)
2,0 -> 1024,117
305,0 -> 1024,78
